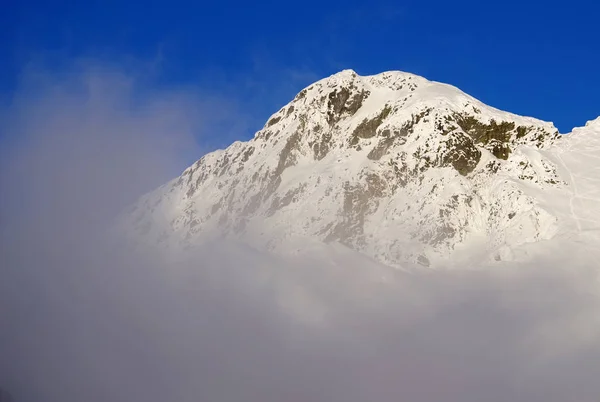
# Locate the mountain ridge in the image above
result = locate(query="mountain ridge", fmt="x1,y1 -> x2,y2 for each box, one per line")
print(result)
123,69 -> 599,269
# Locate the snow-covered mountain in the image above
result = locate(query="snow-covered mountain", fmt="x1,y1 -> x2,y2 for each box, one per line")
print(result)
123,70 -> 600,269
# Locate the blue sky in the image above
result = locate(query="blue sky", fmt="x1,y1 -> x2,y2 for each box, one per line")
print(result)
1,0 -> 598,147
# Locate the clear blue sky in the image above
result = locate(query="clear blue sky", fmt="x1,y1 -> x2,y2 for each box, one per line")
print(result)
1,0 -> 598,143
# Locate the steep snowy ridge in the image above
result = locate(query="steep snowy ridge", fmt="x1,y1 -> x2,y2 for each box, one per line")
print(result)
123,70 -> 599,269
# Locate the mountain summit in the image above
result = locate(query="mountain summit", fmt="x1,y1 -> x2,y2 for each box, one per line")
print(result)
124,70 -> 599,268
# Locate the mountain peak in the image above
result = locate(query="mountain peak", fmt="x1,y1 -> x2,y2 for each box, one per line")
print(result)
261,69 -> 559,167
306,69 -> 430,98
332,68 -> 358,77
326,69 -> 424,84
124,70 -> 574,269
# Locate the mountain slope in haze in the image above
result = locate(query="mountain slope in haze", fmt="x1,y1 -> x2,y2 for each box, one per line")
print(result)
123,70 -> 600,269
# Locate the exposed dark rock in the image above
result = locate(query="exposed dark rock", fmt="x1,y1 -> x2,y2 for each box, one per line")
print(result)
311,131 -> 333,161
266,115 -> 282,127
262,131 -> 303,199
241,146 -> 255,162
324,173 -> 387,248
516,125 -> 530,138
425,223 -> 457,247
441,133 -> 482,176
350,105 -> 393,145
367,136 -> 395,160
211,200 -> 222,215
327,87 -> 352,125
266,184 -> 307,216
417,255 -> 431,267
242,192 -> 263,216
326,86 -> 370,126
295,88 -> 307,101
451,113 -> 555,160
386,159 -> 410,189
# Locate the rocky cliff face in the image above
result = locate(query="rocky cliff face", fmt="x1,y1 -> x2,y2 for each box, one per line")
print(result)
123,69 -> 598,269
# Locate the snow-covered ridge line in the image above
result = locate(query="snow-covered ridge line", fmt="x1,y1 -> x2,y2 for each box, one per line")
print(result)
123,69 -> 599,269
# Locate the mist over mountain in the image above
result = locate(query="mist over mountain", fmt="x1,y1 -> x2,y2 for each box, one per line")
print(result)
2,65 -> 600,402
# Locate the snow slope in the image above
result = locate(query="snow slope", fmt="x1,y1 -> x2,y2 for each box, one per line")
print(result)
122,70 -> 600,269
507,117 -> 600,263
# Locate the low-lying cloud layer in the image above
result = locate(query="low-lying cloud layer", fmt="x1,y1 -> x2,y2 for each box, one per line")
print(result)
1,61 -> 600,402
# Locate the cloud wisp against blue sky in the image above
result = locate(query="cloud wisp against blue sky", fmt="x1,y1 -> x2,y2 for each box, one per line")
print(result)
1,0 -> 599,145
